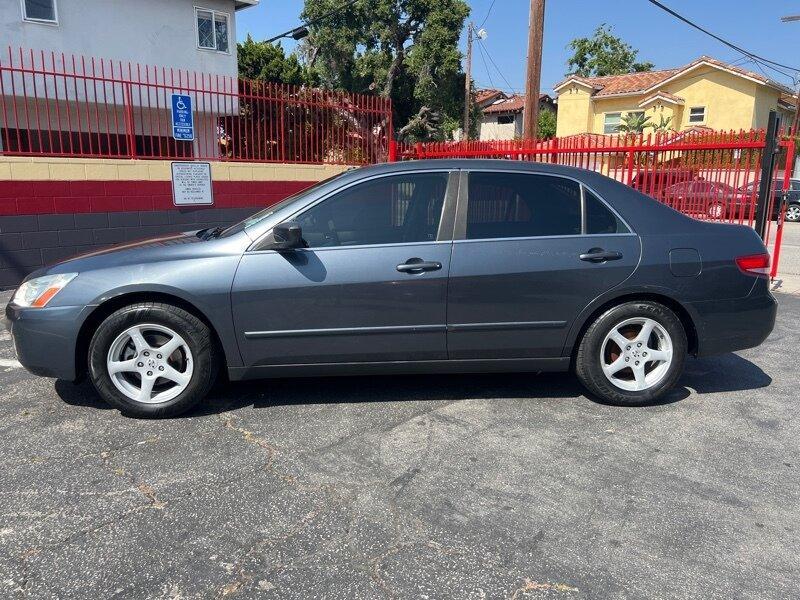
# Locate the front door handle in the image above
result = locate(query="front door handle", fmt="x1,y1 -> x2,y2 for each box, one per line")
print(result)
580,248 -> 623,263
397,258 -> 443,273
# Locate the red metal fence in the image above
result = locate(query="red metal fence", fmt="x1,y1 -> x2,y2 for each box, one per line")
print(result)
0,47 -> 392,165
398,130 -> 795,278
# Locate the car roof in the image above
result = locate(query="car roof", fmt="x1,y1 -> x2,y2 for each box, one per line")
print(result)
351,159 -> 598,179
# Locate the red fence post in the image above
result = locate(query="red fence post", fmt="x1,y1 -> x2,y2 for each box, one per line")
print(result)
123,82 -> 136,158
388,140 -> 397,162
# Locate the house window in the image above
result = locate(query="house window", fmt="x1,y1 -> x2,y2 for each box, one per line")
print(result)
689,106 -> 706,123
604,113 -> 621,134
497,115 -> 515,125
22,0 -> 57,23
196,8 -> 230,52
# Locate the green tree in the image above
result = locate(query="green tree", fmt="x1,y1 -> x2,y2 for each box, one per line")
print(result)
650,114 -> 674,132
237,35 -> 316,85
616,112 -> 652,134
537,109 -> 557,139
301,0 -> 471,140
566,25 -> 654,77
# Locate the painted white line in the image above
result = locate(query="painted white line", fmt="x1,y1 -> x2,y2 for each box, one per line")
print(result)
0,359 -> 22,369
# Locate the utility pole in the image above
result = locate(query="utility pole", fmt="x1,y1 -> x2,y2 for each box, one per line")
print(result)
781,15 -> 800,133
463,22 -> 473,141
523,0 -> 546,140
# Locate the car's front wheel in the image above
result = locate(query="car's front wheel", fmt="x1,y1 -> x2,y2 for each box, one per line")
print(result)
575,301 -> 687,406
786,203 -> 800,222
88,302 -> 219,418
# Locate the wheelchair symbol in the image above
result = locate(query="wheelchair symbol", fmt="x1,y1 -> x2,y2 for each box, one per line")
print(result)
175,98 -> 187,111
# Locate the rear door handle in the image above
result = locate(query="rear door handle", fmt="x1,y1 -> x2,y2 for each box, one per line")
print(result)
579,248 -> 623,263
397,258 -> 443,273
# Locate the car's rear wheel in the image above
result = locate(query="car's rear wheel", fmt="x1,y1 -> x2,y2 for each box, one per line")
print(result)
575,301 -> 687,406
88,303 -> 219,418
786,203 -> 800,222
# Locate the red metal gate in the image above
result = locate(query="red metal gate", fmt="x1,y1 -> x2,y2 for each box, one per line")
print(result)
395,127 -> 794,277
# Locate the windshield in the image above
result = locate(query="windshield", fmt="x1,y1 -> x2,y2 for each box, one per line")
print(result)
220,172 -> 349,237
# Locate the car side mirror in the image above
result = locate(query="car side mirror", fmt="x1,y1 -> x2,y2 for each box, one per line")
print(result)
269,220 -> 305,250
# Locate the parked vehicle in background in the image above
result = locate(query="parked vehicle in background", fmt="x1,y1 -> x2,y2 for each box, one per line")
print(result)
663,180 -> 739,218
738,179 -> 800,222
630,168 -> 697,199
6,161 -> 777,418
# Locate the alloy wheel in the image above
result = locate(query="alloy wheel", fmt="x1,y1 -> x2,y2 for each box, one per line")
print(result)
106,324 -> 193,404
600,317 -> 673,392
786,204 -> 800,222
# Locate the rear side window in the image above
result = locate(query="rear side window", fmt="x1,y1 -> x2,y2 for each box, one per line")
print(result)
585,190 -> 629,234
466,172 -> 581,239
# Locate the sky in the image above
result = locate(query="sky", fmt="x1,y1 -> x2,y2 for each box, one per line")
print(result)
236,0 -> 800,95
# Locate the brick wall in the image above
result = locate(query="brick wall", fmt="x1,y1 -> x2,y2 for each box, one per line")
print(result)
0,157 -> 347,288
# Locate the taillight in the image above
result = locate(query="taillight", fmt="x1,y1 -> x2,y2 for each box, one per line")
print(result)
736,253 -> 770,277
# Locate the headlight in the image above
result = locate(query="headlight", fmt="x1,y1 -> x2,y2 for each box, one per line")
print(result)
11,273 -> 78,308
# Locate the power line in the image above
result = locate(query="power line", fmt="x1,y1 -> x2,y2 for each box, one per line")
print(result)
477,0 -> 497,29
265,0 -> 359,43
646,0 -> 800,76
475,40 -> 496,89
475,37 -> 519,94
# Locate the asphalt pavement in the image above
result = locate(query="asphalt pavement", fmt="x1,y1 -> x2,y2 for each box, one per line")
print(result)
0,290 -> 798,599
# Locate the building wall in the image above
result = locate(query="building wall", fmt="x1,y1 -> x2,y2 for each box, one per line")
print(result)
555,85 -> 593,137
0,157 -> 346,287
478,115 -> 522,141
0,0 -> 241,78
663,69 -> 758,131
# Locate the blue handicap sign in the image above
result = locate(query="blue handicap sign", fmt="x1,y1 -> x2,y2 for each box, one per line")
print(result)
171,93 -> 194,141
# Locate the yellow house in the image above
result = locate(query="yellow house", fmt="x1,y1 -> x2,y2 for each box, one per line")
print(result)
554,56 -> 796,137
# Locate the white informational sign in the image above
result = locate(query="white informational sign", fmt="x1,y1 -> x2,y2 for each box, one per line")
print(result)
171,162 -> 213,206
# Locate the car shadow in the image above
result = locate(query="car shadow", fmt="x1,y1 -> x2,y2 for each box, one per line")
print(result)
53,351 -> 772,417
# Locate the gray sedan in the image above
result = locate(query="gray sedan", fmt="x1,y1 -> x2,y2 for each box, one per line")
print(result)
5,160 -> 777,417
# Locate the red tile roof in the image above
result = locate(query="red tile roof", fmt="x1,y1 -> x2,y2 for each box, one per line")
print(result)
481,93 -> 552,114
638,90 -> 685,106
554,56 -> 795,97
476,89 -> 505,104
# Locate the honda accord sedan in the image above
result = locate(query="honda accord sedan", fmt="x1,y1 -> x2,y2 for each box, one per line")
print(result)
6,160 -> 777,417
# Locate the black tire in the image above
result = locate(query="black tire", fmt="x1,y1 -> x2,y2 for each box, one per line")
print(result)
575,301 -> 687,406
88,302 -> 219,418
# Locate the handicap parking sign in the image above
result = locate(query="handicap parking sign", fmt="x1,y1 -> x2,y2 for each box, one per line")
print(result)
171,94 -> 194,141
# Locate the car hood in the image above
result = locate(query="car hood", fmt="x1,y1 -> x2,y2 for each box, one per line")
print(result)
31,230 -> 227,279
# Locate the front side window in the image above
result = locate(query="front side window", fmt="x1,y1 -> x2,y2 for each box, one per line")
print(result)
296,173 -> 448,248
689,106 -> 706,123
604,113 -> 621,134
196,8 -> 229,52
23,0 -> 57,23
466,172 -> 581,240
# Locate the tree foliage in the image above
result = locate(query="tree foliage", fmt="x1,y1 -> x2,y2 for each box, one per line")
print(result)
301,0 -> 471,141
237,35 -> 316,86
537,109 -> 557,139
566,25 -> 654,77
616,112 -> 652,134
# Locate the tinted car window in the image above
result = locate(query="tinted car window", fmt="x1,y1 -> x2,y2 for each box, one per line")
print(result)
466,172 -> 581,239
297,173 -> 448,248
585,190 -> 630,234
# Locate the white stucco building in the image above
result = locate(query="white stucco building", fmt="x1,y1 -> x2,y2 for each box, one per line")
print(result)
2,0 -> 257,75
475,89 -> 557,141
0,0 -> 258,156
